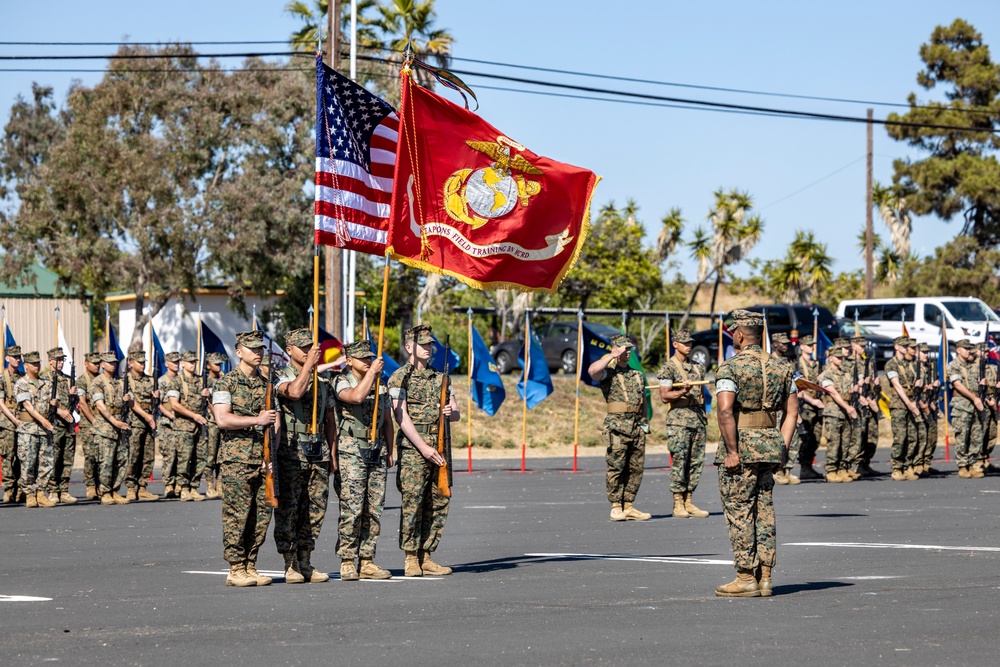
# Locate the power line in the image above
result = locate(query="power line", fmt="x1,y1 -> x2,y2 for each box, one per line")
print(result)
0,40 -> 290,46
759,156 -> 868,210
0,51 -> 305,60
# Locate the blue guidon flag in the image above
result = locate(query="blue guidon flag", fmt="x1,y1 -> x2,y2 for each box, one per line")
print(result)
314,55 -> 399,255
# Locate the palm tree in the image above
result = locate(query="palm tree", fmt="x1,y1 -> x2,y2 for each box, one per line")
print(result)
872,180 -> 911,259
623,198 -> 640,227
287,0 -> 381,53
656,207 -> 684,264
875,242 -> 903,286
372,0 -> 453,88
705,189 -> 763,314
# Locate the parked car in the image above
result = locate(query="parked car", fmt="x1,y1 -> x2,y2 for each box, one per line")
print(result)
491,320 -> 625,375
688,304 -> 839,369
837,296 -> 1000,349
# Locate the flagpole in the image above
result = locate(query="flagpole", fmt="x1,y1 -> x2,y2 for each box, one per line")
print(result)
853,308 -> 860,337
942,319 -> 950,461
573,308 -> 583,473
345,0 -> 359,344
717,311 -> 723,367
665,312 -> 671,359
146,305 -> 153,375
312,245 -> 321,436
197,305 -> 203,373
54,305 -> 60,348
105,303 -> 110,353
521,309 -> 530,473
763,309 -> 771,354
467,307 -> 473,474
369,253 -> 391,444
812,308 -> 819,361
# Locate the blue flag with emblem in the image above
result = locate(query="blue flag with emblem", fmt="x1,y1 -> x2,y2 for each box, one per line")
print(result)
816,329 -> 834,366
470,325 -> 505,416
517,328 -> 553,409
578,323 -> 612,388
200,320 -> 232,374
429,334 -> 461,374
150,321 -> 167,376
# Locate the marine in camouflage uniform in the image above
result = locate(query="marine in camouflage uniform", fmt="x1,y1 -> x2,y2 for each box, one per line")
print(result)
76,353 -> 103,500
915,343 -> 942,476
794,336 -> 825,480
334,338 -> 395,581
714,310 -> 797,598
818,342 -> 858,483
123,350 -> 160,501
273,328 -> 337,584
589,333 -> 649,521
884,337 -> 921,481
388,325 -> 458,577
14,351 -> 58,508
948,339 -> 986,479
203,352 -> 227,499
213,330 -> 279,587
168,350 -> 209,501
1,345 -> 25,503
850,336 -> 884,477
976,343 -> 998,473
656,329 -> 709,517
41,347 -> 79,503
90,352 -> 132,504
769,332 -> 801,485
158,353 -> 181,497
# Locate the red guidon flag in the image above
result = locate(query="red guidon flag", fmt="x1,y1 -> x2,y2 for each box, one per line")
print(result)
387,74 -> 600,292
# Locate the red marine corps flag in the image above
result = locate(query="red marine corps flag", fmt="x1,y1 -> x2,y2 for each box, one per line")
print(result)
387,71 -> 600,292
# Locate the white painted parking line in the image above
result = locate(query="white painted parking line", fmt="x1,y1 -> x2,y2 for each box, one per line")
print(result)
785,542 -> 1000,552
840,576 -> 906,580
525,553 -> 732,565
0,595 -> 52,602
182,570 -> 441,581
465,505 -> 507,509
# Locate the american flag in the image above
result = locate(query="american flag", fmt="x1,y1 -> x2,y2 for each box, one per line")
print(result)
314,55 -> 398,254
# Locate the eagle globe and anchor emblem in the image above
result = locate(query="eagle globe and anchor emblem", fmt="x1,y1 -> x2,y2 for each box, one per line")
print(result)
444,136 -> 542,229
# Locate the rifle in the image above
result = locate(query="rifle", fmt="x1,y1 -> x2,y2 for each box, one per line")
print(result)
262,359 -> 279,508
150,354 -> 160,421
119,369 -> 132,452
436,335 -> 453,497
979,324 -> 991,428
68,348 -> 78,413
199,359 -> 209,444
850,347 -> 860,415
46,364 -> 59,453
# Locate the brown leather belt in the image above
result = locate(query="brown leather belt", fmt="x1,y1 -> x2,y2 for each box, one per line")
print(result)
607,401 -> 642,414
737,410 -> 776,429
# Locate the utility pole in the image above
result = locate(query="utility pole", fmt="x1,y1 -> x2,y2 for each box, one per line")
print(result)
865,108 -> 874,299
325,0 -> 343,337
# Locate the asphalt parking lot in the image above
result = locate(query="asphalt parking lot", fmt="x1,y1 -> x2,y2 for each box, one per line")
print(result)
2,452 -> 999,667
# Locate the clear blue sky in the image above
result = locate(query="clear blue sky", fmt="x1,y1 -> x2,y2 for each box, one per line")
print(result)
3,1 -> 998,281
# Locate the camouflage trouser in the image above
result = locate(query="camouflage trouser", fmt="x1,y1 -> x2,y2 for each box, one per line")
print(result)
335,438 -> 387,560
204,422 -> 221,479
96,432 -> 128,496
158,426 -> 178,487
604,427 -> 645,506
125,422 -> 156,490
923,411 -> 939,465
857,408 -> 880,466
950,410 -> 982,468
665,423 -> 706,493
843,417 -> 861,467
889,408 -> 919,471
397,446 -> 450,553
981,410 -> 997,462
47,424 -> 76,494
194,425 -> 209,487
796,405 -> 822,468
221,462 -> 273,565
175,427 -> 202,490
17,426 -> 52,495
274,457 -> 330,556
822,416 -> 849,472
79,423 -> 99,489
1,426 -> 20,494
718,462 -> 778,571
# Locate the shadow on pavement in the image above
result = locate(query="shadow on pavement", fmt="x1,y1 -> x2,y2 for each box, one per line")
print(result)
455,553 -> 728,574
772,580 -> 853,595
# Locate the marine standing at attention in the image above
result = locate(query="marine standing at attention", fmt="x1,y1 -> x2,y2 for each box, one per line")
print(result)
714,310 -> 797,598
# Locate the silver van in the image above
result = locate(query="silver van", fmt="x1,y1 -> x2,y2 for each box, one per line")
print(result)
836,297 -> 999,349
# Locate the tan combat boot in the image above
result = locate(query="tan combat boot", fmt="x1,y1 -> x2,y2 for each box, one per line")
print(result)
610,504 -> 628,521
179,488 -> 192,501
359,559 -> 392,580
623,501 -> 652,521
298,551 -> 329,583
891,469 -> 906,481
244,562 -> 272,586
100,492 -> 115,506
683,493 -> 709,518
283,553 -> 305,584
85,486 -> 96,500
113,492 -> 130,504
825,471 -> 842,483
773,469 -> 789,485
903,468 -> 919,481
419,551 -> 452,576
205,476 -> 221,500
957,466 -> 971,479
844,468 -> 861,480
189,488 -> 205,501
26,491 -> 39,508
784,468 -> 801,485
225,563 -> 256,587
715,568 -> 761,597
37,490 -> 57,508
2,489 -> 10,503
163,484 -> 177,499
404,550 -> 422,577
216,476 -> 224,499
839,469 -> 854,483
969,464 -> 985,479
59,491 -> 78,504
672,493 -> 690,518
126,487 -> 138,502
340,559 -> 359,581
758,565 -> 773,597
137,487 -> 159,501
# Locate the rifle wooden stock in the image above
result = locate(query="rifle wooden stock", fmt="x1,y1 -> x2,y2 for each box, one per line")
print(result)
262,366 -> 278,508
436,337 -> 452,499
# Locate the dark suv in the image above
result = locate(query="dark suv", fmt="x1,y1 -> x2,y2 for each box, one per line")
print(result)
688,304 -> 840,369
491,320 -> 625,374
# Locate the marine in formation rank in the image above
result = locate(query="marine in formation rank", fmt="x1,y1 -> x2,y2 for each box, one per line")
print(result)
947,339 -> 985,479
1,345 -> 25,504
818,341 -> 858,483
884,337 -> 921,481
13,351 -> 57,508
76,352 -> 102,500
123,350 -> 160,501
793,335 -> 825,480
90,352 -> 132,505
44,347 -> 78,504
